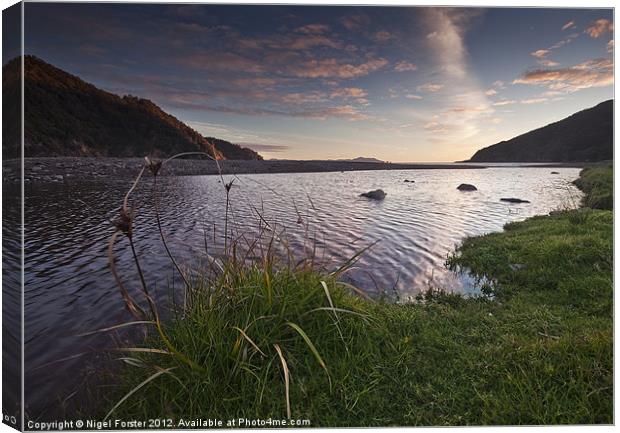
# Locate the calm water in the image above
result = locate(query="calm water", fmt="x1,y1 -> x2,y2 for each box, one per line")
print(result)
6,166 -> 583,417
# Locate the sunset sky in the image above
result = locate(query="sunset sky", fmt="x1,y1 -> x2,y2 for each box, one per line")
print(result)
20,3 -> 614,161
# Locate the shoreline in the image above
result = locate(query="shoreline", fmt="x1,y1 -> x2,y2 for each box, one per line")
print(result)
2,157 -> 589,183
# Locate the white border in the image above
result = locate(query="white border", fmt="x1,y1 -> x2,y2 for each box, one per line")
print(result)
0,1 -> 617,433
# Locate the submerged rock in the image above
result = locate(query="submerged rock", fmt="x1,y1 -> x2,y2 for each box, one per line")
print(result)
500,197 -> 530,203
457,183 -> 477,191
550,171 -> 560,174
360,189 -> 387,200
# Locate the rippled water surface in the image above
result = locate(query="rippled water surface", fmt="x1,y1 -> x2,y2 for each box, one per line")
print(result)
7,166 -> 583,416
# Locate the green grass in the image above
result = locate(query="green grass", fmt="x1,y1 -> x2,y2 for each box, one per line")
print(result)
573,166 -> 613,210
104,169 -> 613,426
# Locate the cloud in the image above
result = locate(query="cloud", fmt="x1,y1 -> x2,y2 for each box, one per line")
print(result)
421,8 -> 483,79
232,77 -> 279,88
313,105 -> 369,121
416,82 -> 444,92
548,33 -> 579,50
286,57 -> 388,79
173,102 -> 369,121
539,59 -> 560,67
281,91 -> 328,105
562,20 -> 576,31
485,88 -> 497,96
295,23 -> 330,34
180,52 -> 267,73
607,40 -> 614,52
513,58 -> 613,93
417,8 -> 490,139
492,100 -> 517,106
521,98 -> 547,104
530,49 -> 550,59
288,35 -> 343,50
423,121 -> 446,132
329,87 -> 368,99
340,14 -> 369,31
394,60 -> 417,72
585,19 -> 614,38
405,94 -> 423,100
372,30 -> 394,42
233,28 -> 343,52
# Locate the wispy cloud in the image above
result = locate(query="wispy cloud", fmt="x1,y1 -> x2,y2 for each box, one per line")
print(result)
520,98 -> 547,104
492,100 -> 517,106
585,19 -> 614,38
416,82 -> 444,92
340,14 -> 369,31
372,30 -> 394,42
513,58 -> 613,93
530,49 -> 550,59
423,121 -> 446,132
405,94 -> 423,100
607,40 -> 614,52
286,57 -> 388,79
539,59 -> 560,67
394,60 -> 417,72
549,33 -> 579,50
296,23 -> 330,34
417,8 -> 491,140
329,87 -> 368,99
561,20 -> 576,31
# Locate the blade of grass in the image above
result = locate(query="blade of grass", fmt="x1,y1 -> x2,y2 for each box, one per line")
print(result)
330,241 -> 378,277
302,306 -> 370,319
232,326 -> 267,357
273,344 -> 291,419
77,321 -> 155,337
104,367 -> 176,420
286,322 -> 327,373
320,281 -> 346,350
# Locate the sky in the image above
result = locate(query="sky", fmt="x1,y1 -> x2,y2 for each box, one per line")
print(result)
18,3 -> 615,162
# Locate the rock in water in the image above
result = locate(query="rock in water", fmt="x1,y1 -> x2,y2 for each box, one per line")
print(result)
500,198 -> 530,203
457,183 -> 477,191
550,171 -> 560,174
360,189 -> 387,200
404,179 -> 414,183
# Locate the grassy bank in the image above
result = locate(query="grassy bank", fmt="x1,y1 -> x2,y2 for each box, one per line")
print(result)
106,168 -> 613,426
573,165 -> 613,209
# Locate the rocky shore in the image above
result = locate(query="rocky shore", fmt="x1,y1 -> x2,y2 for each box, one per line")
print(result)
2,157 -> 487,183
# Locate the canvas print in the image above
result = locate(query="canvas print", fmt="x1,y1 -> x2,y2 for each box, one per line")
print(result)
1,1 -> 614,430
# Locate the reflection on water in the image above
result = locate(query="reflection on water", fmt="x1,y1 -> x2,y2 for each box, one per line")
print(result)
7,166 -> 583,417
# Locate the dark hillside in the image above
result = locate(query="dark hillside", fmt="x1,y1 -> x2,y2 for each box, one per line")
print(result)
469,100 -> 613,162
2,56 -> 262,160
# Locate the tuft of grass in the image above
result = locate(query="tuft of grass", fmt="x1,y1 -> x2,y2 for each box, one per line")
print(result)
101,161 -> 612,426
573,166 -> 613,210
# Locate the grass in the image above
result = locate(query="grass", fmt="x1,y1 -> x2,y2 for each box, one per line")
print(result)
101,163 -> 613,426
573,165 -> 613,210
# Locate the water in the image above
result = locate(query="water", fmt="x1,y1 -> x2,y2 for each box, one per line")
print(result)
5,166 -> 583,418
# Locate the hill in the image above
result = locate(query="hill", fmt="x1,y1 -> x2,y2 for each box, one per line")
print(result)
339,157 -> 385,163
468,100 -> 613,162
2,56 -> 262,160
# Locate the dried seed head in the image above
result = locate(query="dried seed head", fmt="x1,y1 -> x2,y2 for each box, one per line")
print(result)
144,156 -> 163,176
113,207 -> 134,238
